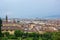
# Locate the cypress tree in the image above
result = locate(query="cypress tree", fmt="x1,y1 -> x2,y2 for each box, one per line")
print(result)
0,18 -> 2,37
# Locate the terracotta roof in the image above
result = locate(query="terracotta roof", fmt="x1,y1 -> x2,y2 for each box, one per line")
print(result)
1,26 -> 22,30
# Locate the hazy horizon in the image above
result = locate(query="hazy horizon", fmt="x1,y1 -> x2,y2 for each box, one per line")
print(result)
0,0 -> 60,18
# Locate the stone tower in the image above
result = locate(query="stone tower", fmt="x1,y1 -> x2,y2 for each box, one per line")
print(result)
6,15 -> 8,23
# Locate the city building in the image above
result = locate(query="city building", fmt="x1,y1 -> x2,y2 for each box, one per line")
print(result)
1,16 -> 60,34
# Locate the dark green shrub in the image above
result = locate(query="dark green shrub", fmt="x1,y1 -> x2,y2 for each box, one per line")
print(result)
3,32 -> 10,37
8,35 -> 17,39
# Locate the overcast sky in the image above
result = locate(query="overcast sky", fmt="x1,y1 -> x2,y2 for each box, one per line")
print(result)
0,0 -> 60,18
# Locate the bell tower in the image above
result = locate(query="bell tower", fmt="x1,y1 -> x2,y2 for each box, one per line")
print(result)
6,15 -> 8,23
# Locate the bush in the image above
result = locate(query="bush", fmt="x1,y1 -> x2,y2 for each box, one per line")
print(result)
8,35 -> 17,39
1,37 -> 8,40
3,32 -> 10,37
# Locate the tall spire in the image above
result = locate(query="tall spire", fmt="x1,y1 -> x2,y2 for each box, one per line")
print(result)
6,15 -> 8,23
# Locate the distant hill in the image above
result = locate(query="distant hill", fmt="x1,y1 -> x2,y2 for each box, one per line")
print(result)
46,15 -> 60,18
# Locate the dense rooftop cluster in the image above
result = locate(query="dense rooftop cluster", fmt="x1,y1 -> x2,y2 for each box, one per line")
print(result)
1,17 -> 60,34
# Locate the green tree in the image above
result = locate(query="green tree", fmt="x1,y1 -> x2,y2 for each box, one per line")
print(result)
29,32 -> 39,40
0,18 -> 2,37
52,32 -> 60,40
42,32 -> 52,40
14,30 -> 23,37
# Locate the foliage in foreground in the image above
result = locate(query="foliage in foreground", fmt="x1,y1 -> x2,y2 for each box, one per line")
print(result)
0,30 -> 60,40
